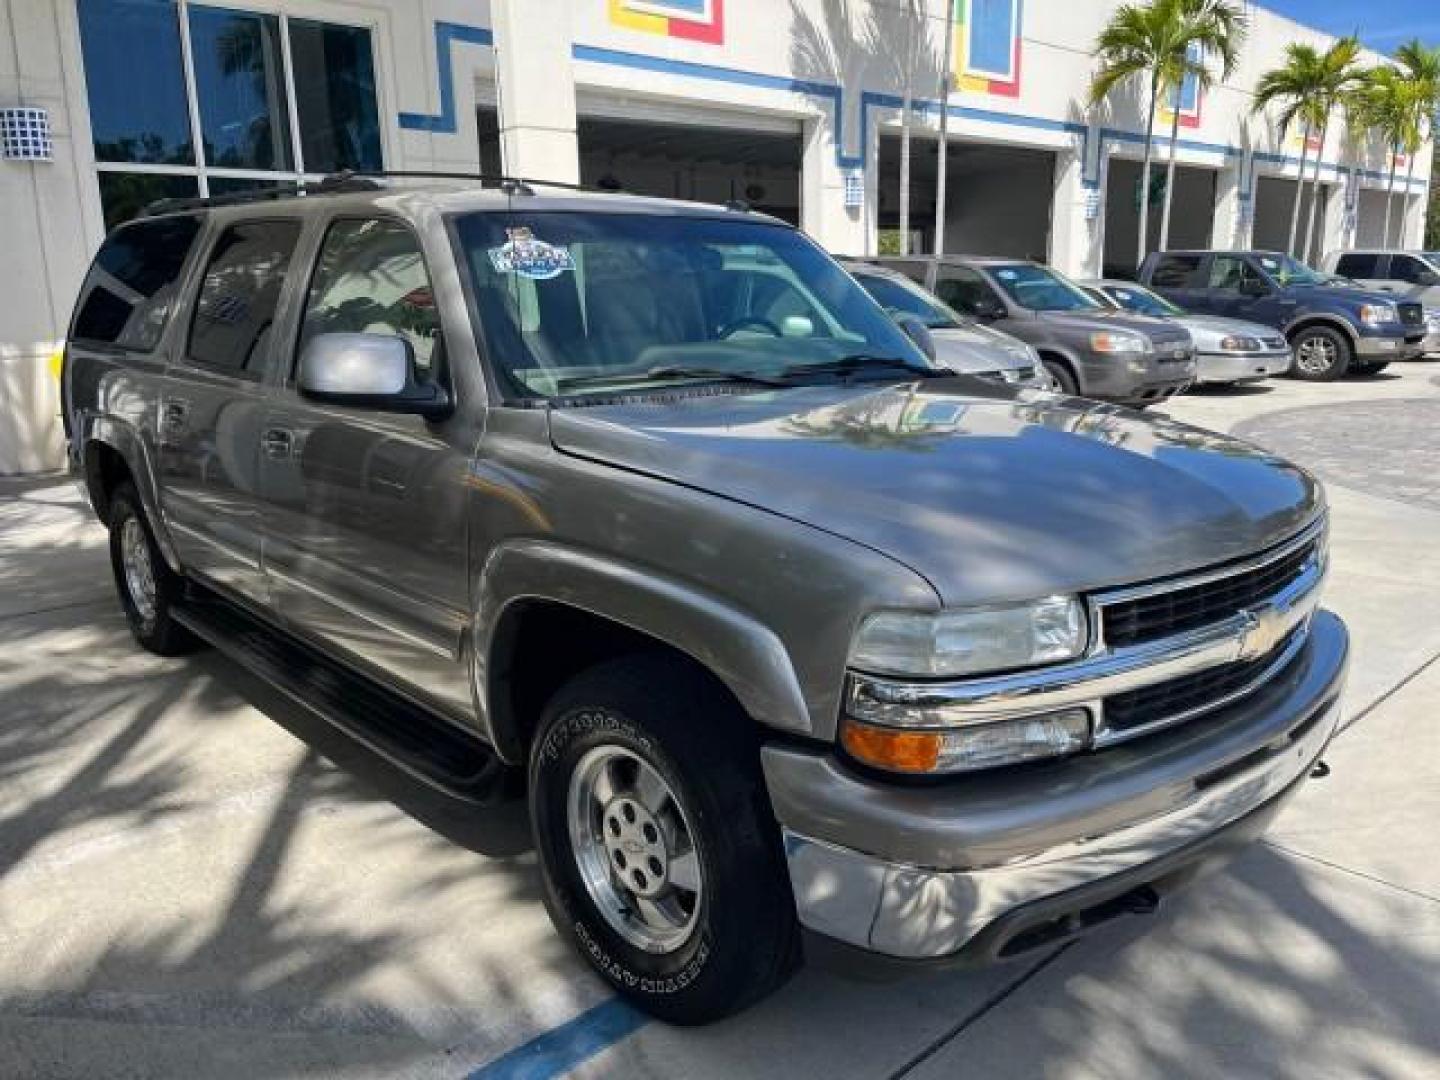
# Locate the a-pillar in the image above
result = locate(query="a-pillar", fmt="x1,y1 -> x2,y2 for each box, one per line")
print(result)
1050,147 -> 1102,278
491,0 -> 579,184
801,109 -> 869,256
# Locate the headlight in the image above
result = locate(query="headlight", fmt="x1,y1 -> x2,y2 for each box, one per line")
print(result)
1359,303 -> 1398,325
1220,335 -> 1262,352
849,597 -> 1087,678
1090,330 -> 1150,353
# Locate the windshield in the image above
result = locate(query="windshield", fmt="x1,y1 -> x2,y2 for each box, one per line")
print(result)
453,212 -> 931,399
1102,283 -> 1184,317
1253,253 -> 1327,287
853,272 -> 966,329
989,264 -> 1102,312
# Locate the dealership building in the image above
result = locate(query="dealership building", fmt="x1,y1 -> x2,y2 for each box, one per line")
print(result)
1,0 -> 1432,472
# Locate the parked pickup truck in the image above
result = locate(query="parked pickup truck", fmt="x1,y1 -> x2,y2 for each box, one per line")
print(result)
877,255 -> 1197,406
1140,249 -> 1427,380
64,179 -> 1347,1024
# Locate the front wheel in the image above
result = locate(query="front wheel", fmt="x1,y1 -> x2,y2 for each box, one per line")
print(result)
1289,327 -> 1351,381
528,656 -> 799,1024
1041,359 -> 1080,396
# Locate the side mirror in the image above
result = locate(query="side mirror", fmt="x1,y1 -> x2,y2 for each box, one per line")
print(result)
893,312 -> 937,362
1238,277 -> 1270,298
298,333 -> 451,419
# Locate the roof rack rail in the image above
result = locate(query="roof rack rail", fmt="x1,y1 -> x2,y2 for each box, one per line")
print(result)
322,169 -> 639,198
140,172 -> 380,217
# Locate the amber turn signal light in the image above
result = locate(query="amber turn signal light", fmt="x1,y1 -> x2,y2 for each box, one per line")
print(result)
841,719 -> 942,773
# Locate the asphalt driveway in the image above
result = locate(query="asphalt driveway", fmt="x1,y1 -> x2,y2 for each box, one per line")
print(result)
2,363 -> 1438,1079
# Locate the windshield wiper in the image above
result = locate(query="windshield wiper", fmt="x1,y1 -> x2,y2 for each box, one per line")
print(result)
556,365 -> 790,392
776,354 -> 944,380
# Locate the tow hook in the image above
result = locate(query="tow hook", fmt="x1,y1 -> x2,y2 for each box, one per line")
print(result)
1310,759 -> 1331,779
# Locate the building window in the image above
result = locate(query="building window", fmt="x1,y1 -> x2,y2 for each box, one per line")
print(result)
76,0 -> 384,229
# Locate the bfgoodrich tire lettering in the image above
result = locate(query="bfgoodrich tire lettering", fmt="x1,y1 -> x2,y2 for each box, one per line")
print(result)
528,656 -> 799,1024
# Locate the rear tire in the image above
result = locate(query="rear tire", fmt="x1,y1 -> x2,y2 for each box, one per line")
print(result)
107,483 -> 200,656
1041,359 -> 1080,396
528,656 -> 799,1024
1288,326 -> 1351,381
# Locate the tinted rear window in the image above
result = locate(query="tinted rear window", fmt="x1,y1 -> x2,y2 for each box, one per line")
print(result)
71,215 -> 203,349
1334,253 -> 1380,278
1148,255 -> 1201,288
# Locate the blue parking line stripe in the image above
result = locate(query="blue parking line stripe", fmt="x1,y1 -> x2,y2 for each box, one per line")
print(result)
463,998 -> 649,1080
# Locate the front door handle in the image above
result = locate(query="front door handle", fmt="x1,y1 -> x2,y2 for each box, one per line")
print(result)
261,428 -> 294,459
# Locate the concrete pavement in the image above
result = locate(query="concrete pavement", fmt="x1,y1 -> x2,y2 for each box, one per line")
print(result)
2,364 -> 1439,1078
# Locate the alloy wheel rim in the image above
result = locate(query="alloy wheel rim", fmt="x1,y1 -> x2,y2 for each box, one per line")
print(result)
566,744 -> 703,954
120,517 -> 158,624
1295,336 -> 1336,375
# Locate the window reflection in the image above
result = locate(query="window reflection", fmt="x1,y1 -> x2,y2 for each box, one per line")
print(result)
188,5 -> 293,171
78,0 -> 192,165
289,19 -> 383,173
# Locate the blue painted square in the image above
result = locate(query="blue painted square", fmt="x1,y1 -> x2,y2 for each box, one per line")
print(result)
967,0 -> 1017,80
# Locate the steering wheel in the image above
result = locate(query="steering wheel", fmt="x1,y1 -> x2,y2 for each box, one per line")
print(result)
717,316 -> 783,338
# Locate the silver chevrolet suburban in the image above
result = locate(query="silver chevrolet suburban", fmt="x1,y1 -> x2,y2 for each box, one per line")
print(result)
63,177 -> 1348,1025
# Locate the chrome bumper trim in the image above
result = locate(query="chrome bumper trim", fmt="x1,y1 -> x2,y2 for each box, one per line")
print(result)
847,538 -> 1325,746
785,697 -> 1341,959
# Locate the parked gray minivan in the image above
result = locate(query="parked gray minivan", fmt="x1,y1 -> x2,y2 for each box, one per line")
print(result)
877,255 -> 1196,405
64,177 -> 1346,1023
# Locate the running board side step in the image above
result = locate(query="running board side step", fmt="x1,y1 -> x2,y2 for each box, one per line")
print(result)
174,591 -> 509,804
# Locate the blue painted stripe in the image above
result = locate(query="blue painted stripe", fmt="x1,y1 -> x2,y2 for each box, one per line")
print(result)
398,22 -> 495,133
463,998 -> 649,1080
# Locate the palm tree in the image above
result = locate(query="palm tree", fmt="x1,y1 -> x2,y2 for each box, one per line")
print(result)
1155,0 -> 1247,251
1393,40 -> 1440,247
1361,66 -> 1425,246
1090,0 -> 1185,270
1299,37 -> 1364,263
1090,0 -> 1245,269
1252,44 -> 1329,257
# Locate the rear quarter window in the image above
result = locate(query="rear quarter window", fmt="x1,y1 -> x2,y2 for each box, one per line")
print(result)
71,214 -> 203,350
1148,255 -> 1201,288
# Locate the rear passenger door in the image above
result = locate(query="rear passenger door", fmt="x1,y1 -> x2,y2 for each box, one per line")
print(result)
157,217 -> 303,606
258,216 -> 473,715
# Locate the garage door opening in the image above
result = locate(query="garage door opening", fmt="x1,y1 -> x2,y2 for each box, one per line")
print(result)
1251,174 -> 1335,260
1354,187 -> 1411,248
876,135 -> 1054,260
1103,160 -> 1217,278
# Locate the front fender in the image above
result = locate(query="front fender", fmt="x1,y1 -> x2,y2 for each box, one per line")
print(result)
81,411 -> 182,574
472,540 -> 812,757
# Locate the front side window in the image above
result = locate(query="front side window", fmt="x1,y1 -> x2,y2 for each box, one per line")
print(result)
854,273 -> 966,329
454,213 -> 926,400
298,219 -> 440,375
988,264 -> 1101,312
1103,284 -> 1184,317
187,219 -> 301,379
934,267 -> 1006,315
1252,253 -> 1326,287
71,213 -> 203,349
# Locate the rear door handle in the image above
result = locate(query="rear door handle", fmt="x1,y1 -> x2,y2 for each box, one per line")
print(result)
261,428 -> 294,459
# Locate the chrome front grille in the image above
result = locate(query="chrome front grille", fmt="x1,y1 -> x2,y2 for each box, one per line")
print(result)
1101,530 -> 1320,649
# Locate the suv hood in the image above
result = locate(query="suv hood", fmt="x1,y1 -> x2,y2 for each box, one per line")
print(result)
549,380 -> 1322,605
1288,283 -> 1406,307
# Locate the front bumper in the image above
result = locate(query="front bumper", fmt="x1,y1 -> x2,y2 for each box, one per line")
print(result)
765,609 -> 1348,962
1354,332 -> 1415,359
1195,349 -> 1291,384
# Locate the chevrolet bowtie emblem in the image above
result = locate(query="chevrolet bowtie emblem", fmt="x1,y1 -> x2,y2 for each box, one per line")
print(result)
1237,604 -> 1285,661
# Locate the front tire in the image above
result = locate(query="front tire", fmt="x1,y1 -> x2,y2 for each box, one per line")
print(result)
107,483 -> 200,656
1289,326 -> 1351,381
1042,359 -> 1080,396
528,656 -> 799,1024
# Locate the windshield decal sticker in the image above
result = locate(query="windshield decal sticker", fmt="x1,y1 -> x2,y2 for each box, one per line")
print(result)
489,227 -> 575,280
997,269 -> 1017,280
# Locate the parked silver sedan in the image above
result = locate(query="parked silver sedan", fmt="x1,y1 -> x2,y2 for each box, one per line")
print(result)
1082,279 -> 1292,385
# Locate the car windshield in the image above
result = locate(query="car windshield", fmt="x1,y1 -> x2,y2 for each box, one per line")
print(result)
853,271 -> 967,329
988,264 -> 1102,312
1103,283 -> 1184,317
453,212 -> 933,399
1253,253 -> 1327,287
